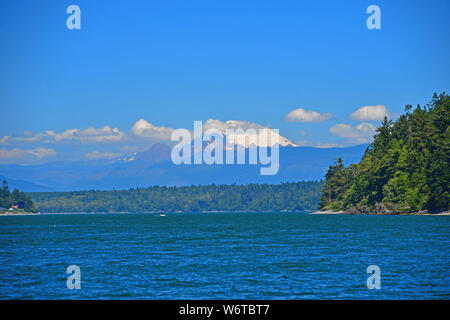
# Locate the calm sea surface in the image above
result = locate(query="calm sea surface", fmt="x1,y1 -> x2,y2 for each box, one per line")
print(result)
0,212 -> 448,299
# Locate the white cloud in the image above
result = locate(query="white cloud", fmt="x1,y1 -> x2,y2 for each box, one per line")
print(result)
130,119 -> 174,140
349,105 -> 390,121
330,123 -> 377,144
314,142 -> 344,148
203,119 -> 265,132
78,126 -> 124,142
0,147 -> 56,164
0,148 -> 27,160
45,126 -> 125,143
296,140 -> 343,148
0,136 -> 10,145
27,147 -> 57,159
85,151 -> 120,160
0,126 -> 125,145
285,108 -> 332,123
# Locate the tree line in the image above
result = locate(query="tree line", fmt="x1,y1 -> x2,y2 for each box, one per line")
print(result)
0,181 -> 37,212
29,181 -> 323,213
320,93 -> 449,213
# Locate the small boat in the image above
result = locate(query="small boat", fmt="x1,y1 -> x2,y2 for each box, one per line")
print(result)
159,212 -> 166,217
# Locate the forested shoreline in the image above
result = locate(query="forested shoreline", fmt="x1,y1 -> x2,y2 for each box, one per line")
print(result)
10,93 -> 450,215
29,181 -> 323,213
0,181 -> 37,213
320,93 -> 449,214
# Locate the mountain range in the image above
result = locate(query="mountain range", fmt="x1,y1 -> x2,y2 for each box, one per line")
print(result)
0,143 -> 368,192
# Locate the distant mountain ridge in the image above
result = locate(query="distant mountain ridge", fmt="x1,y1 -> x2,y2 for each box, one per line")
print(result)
0,144 -> 368,192
0,174 -> 54,192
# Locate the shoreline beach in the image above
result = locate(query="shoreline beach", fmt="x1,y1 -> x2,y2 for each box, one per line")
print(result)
309,210 -> 450,216
2,210 -> 449,216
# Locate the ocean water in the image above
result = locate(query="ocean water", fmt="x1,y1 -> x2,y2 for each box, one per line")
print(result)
0,212 -> 448,299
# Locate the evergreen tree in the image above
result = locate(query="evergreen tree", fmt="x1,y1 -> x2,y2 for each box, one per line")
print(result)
0,181 -> 37,212
320,93 -> 449,213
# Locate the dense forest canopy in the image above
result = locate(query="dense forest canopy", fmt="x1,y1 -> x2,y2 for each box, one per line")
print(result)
320,93 -> 449,213
0,180 -> 37,212
29,181 -> 323,213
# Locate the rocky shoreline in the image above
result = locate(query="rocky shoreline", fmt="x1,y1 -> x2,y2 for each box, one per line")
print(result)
0,212 -> 41,216
310,210 -> 450,216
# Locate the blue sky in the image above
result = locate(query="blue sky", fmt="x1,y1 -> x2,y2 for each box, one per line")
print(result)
0,0 -> 449,163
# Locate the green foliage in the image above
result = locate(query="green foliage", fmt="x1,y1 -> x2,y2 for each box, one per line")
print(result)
29,181 -> 324,213
320,93 -> 449,213
0,180 -> 38,212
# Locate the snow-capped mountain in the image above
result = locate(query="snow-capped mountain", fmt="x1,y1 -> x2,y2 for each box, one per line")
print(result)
0,143 -> 368,191
203,119 -> 297,148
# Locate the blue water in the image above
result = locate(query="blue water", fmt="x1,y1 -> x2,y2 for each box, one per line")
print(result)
0,212 -> 449,299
